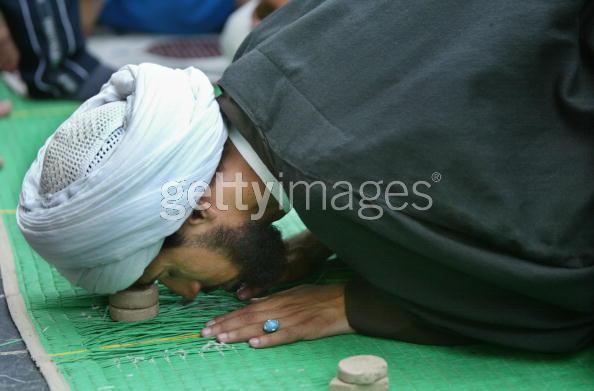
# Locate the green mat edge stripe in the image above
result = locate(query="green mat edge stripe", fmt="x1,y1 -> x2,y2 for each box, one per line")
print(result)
0,217 -> 69,390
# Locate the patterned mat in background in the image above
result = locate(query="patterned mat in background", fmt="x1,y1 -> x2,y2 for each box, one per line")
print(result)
0,82 -> 593,390
147,37 -> 222,58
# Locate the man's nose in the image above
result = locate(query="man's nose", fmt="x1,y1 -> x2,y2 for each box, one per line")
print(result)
159,276 -> 202,300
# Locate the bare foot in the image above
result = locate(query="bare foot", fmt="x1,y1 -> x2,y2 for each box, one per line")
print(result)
0,13 -> 20,72
0,100 -> 12,117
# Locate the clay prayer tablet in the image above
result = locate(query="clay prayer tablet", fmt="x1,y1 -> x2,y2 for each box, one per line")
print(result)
337,355 -> 388,385
108,283 -> 159,310
109,303 -> 159,322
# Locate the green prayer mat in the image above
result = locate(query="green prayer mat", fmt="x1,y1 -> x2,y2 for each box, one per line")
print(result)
0,82 -> 592,390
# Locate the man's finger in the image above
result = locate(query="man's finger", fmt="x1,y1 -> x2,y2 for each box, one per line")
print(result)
249,326 -> 303,348
215,322 -> 263,343
216,314 -> 306,343
203,309 -> 291,337
206,304 -> 256,326
236,284 -> 266,300
206,295 -> 284,326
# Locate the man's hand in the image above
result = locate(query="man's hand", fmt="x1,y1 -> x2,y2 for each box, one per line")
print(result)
236,231 -> 333,300
201,284 -> 355,348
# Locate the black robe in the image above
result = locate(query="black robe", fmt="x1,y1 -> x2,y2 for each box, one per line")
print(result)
217,0 -> 594,353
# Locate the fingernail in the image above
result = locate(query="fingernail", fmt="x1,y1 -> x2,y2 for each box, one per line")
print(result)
217,333 -> 228,342
236,286 -> 248,300
206,320 -> 216,327
249,338 -> 260,347
201,327 -> 212,337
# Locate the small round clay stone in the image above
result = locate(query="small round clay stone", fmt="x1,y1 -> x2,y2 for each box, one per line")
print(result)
109,303 -> 159,322
337,355 -> 388,385
108,283 -> 158,309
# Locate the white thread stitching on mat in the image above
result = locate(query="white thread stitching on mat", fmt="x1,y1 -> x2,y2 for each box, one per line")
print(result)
0,218 -> 70,390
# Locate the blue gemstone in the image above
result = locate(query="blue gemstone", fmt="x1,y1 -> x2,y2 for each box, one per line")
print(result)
263,319 -> 280,333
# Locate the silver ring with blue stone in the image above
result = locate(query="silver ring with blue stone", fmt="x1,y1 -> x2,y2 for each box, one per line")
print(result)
263,319 -> 280,333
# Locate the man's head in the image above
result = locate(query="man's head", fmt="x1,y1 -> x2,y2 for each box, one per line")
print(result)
18,64 -> 285,296
137,140 -> 288,299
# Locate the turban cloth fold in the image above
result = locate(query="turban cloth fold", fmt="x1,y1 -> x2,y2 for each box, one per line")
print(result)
17,63 -> 228,294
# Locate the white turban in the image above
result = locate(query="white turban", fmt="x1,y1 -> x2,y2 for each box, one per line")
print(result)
17,63 -> 228,294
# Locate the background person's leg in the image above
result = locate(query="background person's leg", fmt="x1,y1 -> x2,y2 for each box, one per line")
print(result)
78,0 -> 104,36
0,0 -> 112,100
0,12 -> 18,72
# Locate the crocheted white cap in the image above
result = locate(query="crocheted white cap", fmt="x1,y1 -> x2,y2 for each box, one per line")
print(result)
39,101 -> 127,194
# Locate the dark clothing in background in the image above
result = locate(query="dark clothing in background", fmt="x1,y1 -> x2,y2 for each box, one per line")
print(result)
219,0 -> 594,353
0,0 -> 112,99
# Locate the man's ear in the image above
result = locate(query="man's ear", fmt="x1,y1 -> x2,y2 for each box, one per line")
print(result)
186,209 -> 208,226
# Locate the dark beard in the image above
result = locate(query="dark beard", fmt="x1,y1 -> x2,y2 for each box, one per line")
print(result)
163,221 -> 287,288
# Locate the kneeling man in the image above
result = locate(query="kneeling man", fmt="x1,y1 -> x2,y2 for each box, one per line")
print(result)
18,0 -> 594,353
